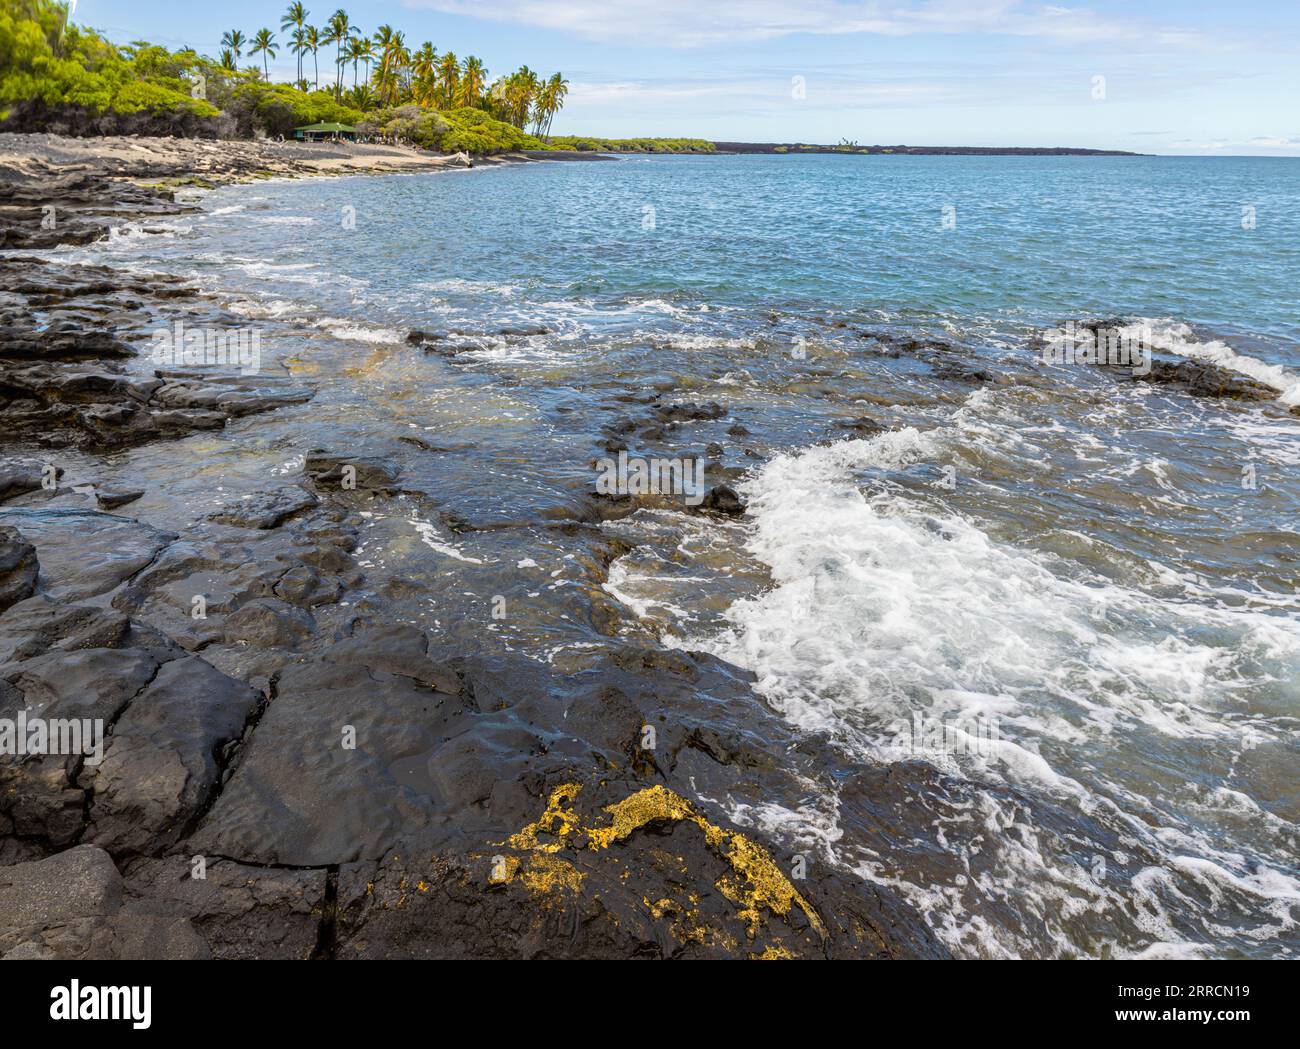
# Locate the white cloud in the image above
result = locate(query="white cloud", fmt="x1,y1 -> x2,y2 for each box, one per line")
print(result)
568,76 -> 955,109
1167,136 -> 1300,155
409,0 -> 1202,49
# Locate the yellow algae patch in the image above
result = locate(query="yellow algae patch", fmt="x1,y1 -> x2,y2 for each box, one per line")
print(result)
583,784 -> 824,940
518,854 -> 586,896
584,784 -> 707,849
486,851 -> 583,898
498,782 -> 825,942
714,829 -> 825,940
505,782 -> 583,853
753,944 -> 795,960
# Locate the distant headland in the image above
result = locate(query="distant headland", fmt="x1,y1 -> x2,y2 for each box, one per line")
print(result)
713,142 -> 1143,157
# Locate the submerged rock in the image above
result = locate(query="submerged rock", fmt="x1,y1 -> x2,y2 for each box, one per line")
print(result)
0,527 -> 38,613
304,450 -> 401,494
95,487 -> 145,511
0,507 -> 175,602
1136,358 -> 1277,400
700,484 -> 747,515
835,415 -> 889,436
209,486 -> 319,529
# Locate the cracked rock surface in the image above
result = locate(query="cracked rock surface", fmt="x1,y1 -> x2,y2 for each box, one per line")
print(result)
0,134 -> 949,961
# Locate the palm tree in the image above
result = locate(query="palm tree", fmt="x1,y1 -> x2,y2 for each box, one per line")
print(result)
411,42 -> 438,106
356,36 -> 376,87
220,29 -> 245,63
345,84 -> 375,112
220,48 -> 236,72
437,51 -> 459,107
372,26 -> 394,70
323,9 -> 350,99
502,66 -> 538,129
306,25 -> 320,89
376,30 -> 409,107
280,3 -> 310,84
540,72 -> 568,138
371,25 -> 395,100
290,27 -> 309,90
487,77 -> 508,121
343,34 -> 366,90
458,55 -> 485,108
250,28 -> 278,82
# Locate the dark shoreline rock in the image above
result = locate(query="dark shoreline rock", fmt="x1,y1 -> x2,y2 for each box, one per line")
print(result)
0,134 -> 950,962
0,528 -> 38,613
1043,320 -> 1283,403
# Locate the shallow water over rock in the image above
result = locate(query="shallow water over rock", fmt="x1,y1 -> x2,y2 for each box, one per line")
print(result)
2,153 -> 1297,959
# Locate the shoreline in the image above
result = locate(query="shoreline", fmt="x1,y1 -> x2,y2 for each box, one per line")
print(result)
0,133 -> 615,249
0,133 -> 948,960
3,135 -> 1292,962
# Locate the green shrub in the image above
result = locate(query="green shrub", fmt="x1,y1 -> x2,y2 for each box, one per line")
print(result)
225,82 -> 361,138
546,136 -> 715,153
357,105 -> 543,154
111,80 -> 217,117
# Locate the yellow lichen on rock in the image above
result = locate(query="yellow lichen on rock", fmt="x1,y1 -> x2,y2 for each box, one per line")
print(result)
518,854 -> 586,895
505,782 -> 583,853
582,784 -> 824,939
497,781 -> 825,942
583,783 -> 703,849
754,944 -> 795,960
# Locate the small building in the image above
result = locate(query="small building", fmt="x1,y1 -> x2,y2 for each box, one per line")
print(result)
293,122 -> 357,142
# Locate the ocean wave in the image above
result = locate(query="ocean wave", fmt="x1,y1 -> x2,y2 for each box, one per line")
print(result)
100,220 -> 193,246
1124,318 -> 1300,405
416,278 -> 517,297
312,319 -> 404,344
680,413 -> 1300,957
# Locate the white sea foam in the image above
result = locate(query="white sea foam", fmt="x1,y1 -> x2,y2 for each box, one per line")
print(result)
679,405 -> 1300,957
313,319 -> 403,344
699,424 -> 1298,763
1125,319 -> 1300,405
412,520 -> 484,564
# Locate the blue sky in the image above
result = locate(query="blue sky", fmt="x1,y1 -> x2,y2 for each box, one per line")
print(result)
73,1 -> 1300,153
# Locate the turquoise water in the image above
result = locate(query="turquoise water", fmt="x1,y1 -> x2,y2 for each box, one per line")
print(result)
76,153 -> 1300,958
210,153 -> 1300,349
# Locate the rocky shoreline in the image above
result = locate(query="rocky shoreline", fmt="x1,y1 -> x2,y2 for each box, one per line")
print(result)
0,135 -> 949,959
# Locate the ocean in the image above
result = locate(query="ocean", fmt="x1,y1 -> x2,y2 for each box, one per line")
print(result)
64,152 -> 1299,958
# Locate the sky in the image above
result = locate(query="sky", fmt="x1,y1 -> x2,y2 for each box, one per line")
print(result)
71,1 -> 1300,154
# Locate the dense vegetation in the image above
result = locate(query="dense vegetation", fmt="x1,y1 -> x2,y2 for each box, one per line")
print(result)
546,136 -> 715,154
0,0 -> 221,135
0,0 -> 707,153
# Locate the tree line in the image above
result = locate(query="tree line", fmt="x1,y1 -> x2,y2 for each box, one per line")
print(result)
220,5 -> 568,136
